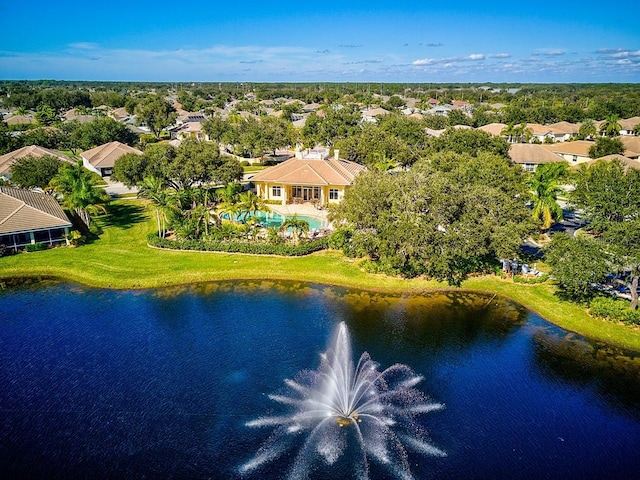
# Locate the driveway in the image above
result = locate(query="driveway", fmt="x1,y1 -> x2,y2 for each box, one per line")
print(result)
104,179 -> 138,197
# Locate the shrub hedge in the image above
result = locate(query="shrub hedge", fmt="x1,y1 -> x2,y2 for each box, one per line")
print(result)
147,234 -> 328,256
590,297 -> 640,325
25,242 -> 48,252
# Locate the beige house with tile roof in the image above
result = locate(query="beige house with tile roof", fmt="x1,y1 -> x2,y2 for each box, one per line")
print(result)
251,148 -> 366,206
546,121 -> 580,141
362,107 -> 390,123
619,116 -> 640,136
0,186 -> 72,252
81,141 -> 142,177
0,145 -> 75,180
508,144 -> 565,172
542,140 -> 595,165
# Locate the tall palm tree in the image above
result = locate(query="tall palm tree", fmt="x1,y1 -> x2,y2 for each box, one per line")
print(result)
216,182 -> 242,204
49,161 -> 110,228
514,122 -> 532,143
238,190 -> 270,223
578,119 -> 596,139
501,122 -> 516,143
280,214 -> 309,245
137,176 -> 173,238
527,163 -> 566,231
600,114 -> 621,137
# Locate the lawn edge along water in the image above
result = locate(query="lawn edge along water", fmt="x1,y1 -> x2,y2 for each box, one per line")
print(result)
1,199 -> 638,352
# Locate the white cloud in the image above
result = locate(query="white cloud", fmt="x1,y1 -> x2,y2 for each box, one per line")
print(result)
412,58 -> 434,65
468,54 -> 485,60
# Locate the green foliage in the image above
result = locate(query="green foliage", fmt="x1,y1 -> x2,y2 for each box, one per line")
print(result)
590,297 -> 640,325
302,104 -> 362,146
544,233 -> 610,303
527,162 -> 567,230
112,139 -> 243,189
64,230 -> 86,246
49,160 -> 110,228
334,119 -> 422,167
588,136 -> 624,159
135,95 -> 178,139
330,151 -> 533,285
34,104 -> 60,126
9,154 -> 64,189
599,114 -> 622,137
25,242 -> 48,252
70,117 -> 138,150
147,233 -> 328,256
427,128 -> 510,158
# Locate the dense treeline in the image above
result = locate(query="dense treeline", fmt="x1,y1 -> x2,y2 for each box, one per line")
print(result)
3,81 -> 639,121
1,81 -> 638,311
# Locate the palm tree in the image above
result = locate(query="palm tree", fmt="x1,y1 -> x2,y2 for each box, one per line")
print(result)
215,183 -> 242,223
216,182 -> 242,204
501,123 -> 516,143
49,161 -> 110,228
600,114 -> 621,137
137,176 -> 173,238
515,122 -> 533,143
373,152 -> 396,172
578,119 -> 596,139
280,214 -> 309,245
527,163 -> 566,231
238,190 -> 270,223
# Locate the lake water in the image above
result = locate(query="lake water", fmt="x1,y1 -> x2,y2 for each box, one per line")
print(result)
1,281 -> 639,479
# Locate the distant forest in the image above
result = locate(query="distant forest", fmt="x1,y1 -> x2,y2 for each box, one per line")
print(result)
2,81 -> 639,122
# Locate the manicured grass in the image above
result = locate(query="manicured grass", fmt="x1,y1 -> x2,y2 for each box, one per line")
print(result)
1,199 -> 639,351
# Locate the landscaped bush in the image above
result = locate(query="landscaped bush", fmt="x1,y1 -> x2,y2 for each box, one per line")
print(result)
147,233 -> 328,256
25,242 -> 48,252
590,297 -> 640,325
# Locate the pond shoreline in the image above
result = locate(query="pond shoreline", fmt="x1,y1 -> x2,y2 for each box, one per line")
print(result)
2,269 -> 639,352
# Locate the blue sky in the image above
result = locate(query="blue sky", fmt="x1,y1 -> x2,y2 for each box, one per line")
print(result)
1,1 -> 639,83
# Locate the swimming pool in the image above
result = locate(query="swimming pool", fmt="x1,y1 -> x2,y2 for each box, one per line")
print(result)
228,211 -> 327,230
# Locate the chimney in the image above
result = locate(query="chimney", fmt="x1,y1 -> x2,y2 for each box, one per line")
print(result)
334,149 -> 340,160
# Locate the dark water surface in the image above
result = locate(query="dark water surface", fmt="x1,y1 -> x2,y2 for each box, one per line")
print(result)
1,281 -> 639,479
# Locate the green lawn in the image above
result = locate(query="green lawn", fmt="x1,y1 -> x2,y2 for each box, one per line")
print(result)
2,199 -> 639,351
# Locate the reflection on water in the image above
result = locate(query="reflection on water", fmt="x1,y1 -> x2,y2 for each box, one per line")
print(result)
0,280 -> 639,480
533,329 -> 640,414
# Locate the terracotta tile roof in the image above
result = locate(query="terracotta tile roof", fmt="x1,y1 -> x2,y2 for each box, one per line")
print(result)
251,156 -> 366,186
585,155 -> 640,170
619,116 -> 640,130
81,141 -> 142,169
542,140 -> 594,156
526,123 -> 554,135
0,145 -> 75,176
620,136 -> 640,155
362,107 -> 390,117
0,186 -> 72,235
5,114 -> 36,125
546,121 -> 580,134
477,123 -> 507,136
509,144 -> 564,164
